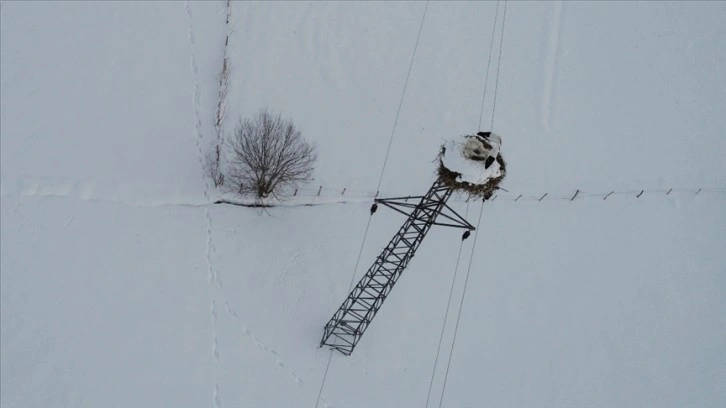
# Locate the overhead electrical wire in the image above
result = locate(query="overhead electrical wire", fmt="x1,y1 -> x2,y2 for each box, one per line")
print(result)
375,1 -> 431,196
315,2 -> 431,407
437,2 -> 509,407
426,1 -> 504,406
478,0 -> 502,131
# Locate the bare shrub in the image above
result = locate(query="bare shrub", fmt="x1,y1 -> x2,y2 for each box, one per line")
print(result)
227,109 -> 317,199
205,144 -> 225,187
208,0 -> 232,188
215,62 -> 229,137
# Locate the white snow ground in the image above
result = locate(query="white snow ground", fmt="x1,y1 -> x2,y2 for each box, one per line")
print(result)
2,1 -> 725,407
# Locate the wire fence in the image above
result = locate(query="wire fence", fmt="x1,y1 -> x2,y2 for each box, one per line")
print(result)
488,187 -> 726,202
270,185 -> 726,204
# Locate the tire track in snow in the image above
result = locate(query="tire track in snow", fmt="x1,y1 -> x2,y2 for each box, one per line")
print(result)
542,0 -> 564,134
185,3 -> 221,407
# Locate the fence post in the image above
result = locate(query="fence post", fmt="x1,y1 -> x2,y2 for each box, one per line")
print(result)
696,188 -> 702,195
538,193 -> 548,202
515,194 -> 522,202
294,189 -> 298,196
637,190 -> 644,198
341,188 -> 346,196
666,188 -> 672,195
570,189 -> 580,201
603,191 -> 614,200
317,186 -> 322,196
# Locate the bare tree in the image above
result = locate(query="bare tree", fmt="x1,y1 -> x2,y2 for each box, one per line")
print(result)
227,109 -> 317,199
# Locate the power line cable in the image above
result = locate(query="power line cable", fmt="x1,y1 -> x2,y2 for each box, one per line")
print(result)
438,201 -> 485,408
490,0 -> 508,131
375,0 -> 431,196
314,351 -> 334,408
315,4 -> 431,406
439,2 -> 508,406
478,0 -> 501,130
425,202 -> 470,408
314,214 -> 374,408
427,1 -> 503,404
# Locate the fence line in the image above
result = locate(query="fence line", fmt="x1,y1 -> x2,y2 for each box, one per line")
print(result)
488,187 -> 725,202
218,185 -> 726,206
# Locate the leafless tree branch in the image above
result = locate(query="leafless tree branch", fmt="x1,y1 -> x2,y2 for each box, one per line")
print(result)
226,109 -> 317,200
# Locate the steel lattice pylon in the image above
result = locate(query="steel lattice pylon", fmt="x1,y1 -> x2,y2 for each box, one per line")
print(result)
320,179 -> 474,355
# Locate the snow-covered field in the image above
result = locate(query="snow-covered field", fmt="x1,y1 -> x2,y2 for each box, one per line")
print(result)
2,1 -> 725,407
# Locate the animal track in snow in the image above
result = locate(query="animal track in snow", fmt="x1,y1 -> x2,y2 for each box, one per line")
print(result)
213,383 -> 221,408
204,209 -> 223,289
211,300 -> 219,362
239,323 -> 305,387
279,251 -> 303,284
185,5 -> 222,408
224,300 -> 238,317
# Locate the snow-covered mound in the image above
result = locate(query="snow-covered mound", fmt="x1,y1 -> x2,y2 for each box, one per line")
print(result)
439,132 -> 506,198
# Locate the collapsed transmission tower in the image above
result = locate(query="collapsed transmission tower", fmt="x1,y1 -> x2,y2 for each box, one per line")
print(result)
320,132 -> 506,355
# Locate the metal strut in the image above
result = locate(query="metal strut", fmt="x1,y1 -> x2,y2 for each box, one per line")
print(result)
320,180 -> 474,355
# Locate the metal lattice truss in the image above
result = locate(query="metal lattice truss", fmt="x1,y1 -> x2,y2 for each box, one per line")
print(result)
320,180 -> 474,355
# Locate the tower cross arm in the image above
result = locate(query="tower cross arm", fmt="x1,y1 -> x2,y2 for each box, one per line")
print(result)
374,197 -> 474,230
